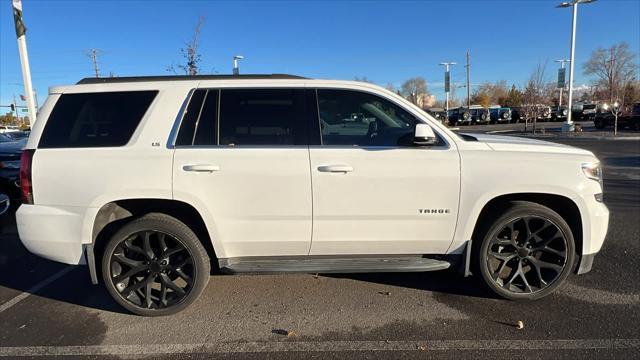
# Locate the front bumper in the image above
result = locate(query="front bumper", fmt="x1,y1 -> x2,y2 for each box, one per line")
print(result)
575,195 -> 609,274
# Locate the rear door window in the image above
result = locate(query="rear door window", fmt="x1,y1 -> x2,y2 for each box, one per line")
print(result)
175,89 -> 219,146
39,91 -> 157,148
218,89 -> 307,146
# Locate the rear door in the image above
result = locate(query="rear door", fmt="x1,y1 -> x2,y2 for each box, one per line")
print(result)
172,88 -> 313,258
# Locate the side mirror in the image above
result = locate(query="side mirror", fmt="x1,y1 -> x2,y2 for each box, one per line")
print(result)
414,123 -> 437,146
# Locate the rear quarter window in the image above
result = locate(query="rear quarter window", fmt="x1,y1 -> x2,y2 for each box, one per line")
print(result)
38,91 -> 157,148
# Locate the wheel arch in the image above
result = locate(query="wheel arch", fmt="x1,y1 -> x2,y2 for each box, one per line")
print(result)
90,198 -> 220,283
461,192 -> 583,276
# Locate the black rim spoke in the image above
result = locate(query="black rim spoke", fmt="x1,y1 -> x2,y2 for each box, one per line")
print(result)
123,239 -> 147,258
143,232 -> 155,259
113,253 -> 142,268
160,273 -> 186,297
113,263 -> 147,283
486,215 -> 567,294
109,230 -> 194,311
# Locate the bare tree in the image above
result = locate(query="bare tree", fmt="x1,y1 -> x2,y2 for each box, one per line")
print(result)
521,61 -> 548,132
401,77 -> 428,105
354,76 -> 374,83
167,17 -> 205,75
385,82 -> 396,92
584,42 -> 638,104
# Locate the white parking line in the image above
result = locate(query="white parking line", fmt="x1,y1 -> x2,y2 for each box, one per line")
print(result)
0,266 -> 74,314
0,339 -> 638,356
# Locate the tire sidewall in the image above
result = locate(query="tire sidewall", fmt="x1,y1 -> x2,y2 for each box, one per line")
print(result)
101,214 -> 210,316
477,203 -> 576,301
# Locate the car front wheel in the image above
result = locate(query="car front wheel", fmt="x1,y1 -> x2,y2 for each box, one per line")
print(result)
101,213 -> 210,316
476,201 -> 575,300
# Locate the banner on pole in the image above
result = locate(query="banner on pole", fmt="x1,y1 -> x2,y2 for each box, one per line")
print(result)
12,0 -> 27,38
444,71 -> 450,93
557,68 -> 566,89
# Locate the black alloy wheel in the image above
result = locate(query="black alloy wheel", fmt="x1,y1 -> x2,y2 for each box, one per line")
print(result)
477,201 -> 575,300
102,213 -> 210,316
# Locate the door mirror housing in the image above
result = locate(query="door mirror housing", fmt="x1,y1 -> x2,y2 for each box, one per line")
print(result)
414,124 -> 437,146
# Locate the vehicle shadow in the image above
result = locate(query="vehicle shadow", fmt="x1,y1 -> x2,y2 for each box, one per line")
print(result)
0,217 -> 126,314
323,270 -> 500,300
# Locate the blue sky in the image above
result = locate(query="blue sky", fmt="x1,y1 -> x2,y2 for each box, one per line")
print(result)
1,0 -> 639,110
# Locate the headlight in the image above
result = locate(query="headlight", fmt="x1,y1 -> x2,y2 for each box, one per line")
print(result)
582,161 -> 603,186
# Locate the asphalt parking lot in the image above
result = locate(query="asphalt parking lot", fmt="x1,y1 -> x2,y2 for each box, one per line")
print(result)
0,135 -> 638,359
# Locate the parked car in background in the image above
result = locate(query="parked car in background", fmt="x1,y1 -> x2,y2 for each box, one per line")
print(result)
536,105 -> 552,122
551,106 -> 569,122
510,106 -> 525,123
0,193 -> 10,233
574,103 -> 598,121
0,126 -> 21,134
468,106 -> 490,124
447,107 -> 472,126
594,102 -> 640,130
5,131 -> 30,141
0,133 -> 26,203
425,107 -> 447,123
489,106 -> 512,123
17,74 -> 608,316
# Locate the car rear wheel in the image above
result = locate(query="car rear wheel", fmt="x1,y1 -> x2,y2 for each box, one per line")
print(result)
101,213 -> 210,316
475,201 -> 575,300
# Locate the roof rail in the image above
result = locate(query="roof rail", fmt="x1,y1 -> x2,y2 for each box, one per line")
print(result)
76,74 -> 307,85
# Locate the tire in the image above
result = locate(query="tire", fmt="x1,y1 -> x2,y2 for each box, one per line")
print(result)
101,213 -> 210,316
474,201 -> 575,301
594,119 -> 605,129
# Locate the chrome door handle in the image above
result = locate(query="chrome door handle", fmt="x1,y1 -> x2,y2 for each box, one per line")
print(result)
182,164 -> 220,173
317,165 -> 353,173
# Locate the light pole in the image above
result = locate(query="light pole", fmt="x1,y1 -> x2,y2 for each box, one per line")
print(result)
557,0 -> 597,132
232,55 -> 244,75
555,59 -> 570,108
439,62 -> 456,123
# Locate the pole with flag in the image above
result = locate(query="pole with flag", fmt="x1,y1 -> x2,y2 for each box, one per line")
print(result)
12,0 -> 36,127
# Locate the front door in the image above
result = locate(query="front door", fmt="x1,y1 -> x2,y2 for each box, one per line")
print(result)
309,89 -> 460,255
172,88 -> 312,258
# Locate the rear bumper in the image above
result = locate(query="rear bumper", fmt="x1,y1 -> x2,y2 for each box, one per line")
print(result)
16,204 -> 92,265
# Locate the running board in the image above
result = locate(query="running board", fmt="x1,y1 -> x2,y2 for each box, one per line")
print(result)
219,256 -> 451,274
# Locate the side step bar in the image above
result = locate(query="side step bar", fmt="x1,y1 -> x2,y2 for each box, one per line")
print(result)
219,256 -> 451,274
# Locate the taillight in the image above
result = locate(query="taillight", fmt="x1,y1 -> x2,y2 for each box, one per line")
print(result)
20,149 -> 34,204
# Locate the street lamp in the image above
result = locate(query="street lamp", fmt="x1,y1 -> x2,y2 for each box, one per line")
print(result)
232,55 -> 244,75
439,62 -> 456,124
557,0 -> 597,132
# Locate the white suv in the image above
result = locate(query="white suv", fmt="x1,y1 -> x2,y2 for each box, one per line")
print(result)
17,75 -> 609,316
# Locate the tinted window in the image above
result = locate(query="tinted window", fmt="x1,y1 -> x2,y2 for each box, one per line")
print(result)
175,89 -> 218,146
317,89 -> 417,146
219,89 -> 306,146
39,91 -> 157,148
